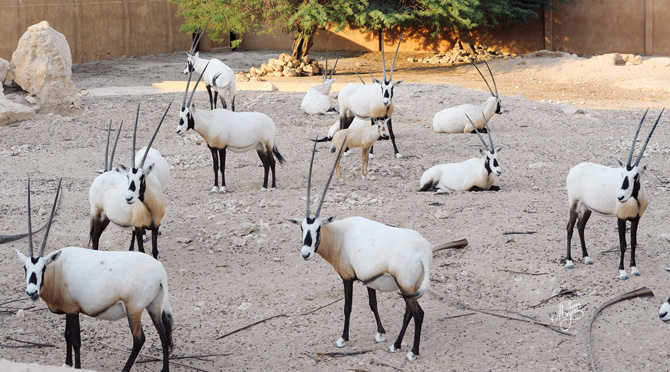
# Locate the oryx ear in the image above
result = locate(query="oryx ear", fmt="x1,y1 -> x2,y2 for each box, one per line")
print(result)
15,249 -> 28,264
94,169 -> 104,174
144,163 -> 155,175
44,250 -> 61,266
322,215 -> 337,225
495,146 -> 503,153
663,267 -> 670,275
639,164 -> 647,176
286,218 -> 303,225
616,159 -> 625,168
393,80 -> 403,86
195,52 -> 200,58
118,164 -> 130,173
479,148 -> 486,156
372,78 -> 383,85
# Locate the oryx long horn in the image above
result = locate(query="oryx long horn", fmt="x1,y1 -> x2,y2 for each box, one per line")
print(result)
381,30 -> 386,81
109,121 -> 123,171
368,70 -> 374,82
315,135 -> 348,218
388,31 -> 403,82
190,23 -> 209,55
131,103 -> 140,168
104,119 -> 112,172
627,108 -> 649,166
465,114 -> 489,151
182,66 -> 195,107
482,112 -> 494,150
324,51 -> 328,80
139,102 -> 173,168
470,60 -> 495,97
38,179 -> 62,257
27,179 -> 33,257
355,72 -> 366,85
306,137 -> 318,218
634,108 -> 664,166
483,60 -> 498,97
188,61 -> 210,107
188,26 -> 202,55
328,53 -> 340,80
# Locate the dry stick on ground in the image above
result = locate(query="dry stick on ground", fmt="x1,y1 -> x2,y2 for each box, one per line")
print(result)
429,290 -> 574,336
371,358 -> 404,371
316,350 -> 373,358
0,298 -> 26,307
433,238 -> 468,250
502,231 -> 537,235
496,268 -> 549,276
588,287 -> 654,372
529,288 -> 582,309
215,314 -> 288,340
136,352 -> 233,364
95,339 -> 213,372
439,312 -> 476,320
3,336 -> 55,348
298,297 -> 344,316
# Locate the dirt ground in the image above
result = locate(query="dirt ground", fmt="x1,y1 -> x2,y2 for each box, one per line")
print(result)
1,50 -> 670,372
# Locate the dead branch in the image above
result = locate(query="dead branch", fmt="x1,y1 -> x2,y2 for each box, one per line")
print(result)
496,268 -> 549,276
302,352 -> 322,364
0,298 -> 26,307
502,231 -> 537,235
438,312 -> 475,320
298,297 -> 344,316
2,336 -> 55,348
371,358 -> 403,371
588,287 -> 654,372
215,314 -> 287,340
136,352 -> 232,364
95,338 -> 212,372
529,288 -> 582,309
316,350 -> 373,358
429,290 -> 574,336
432,238 -> 469,251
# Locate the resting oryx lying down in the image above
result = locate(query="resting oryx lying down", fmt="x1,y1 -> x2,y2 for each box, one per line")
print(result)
288,141 -> 468,361
17,180 -> 173,372
432,60 -> 502,133
301,53 -> 339,115
330,117 -> 389,179
565,109 -> 663,280
420,113 -> 502,192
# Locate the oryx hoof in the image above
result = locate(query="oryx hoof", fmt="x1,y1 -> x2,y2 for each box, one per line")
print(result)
344,152 -> 351,157
405,351 -> 416,361
565,260 -> 574,269
334,338 -> 346,348
395,153 -> 403,159
631,266 -> 641,276
388,344 -> 398,353
142,235 -> 149,243
369,153 -> 374,159
374,333 -> 386,343
584,257 -> 593,265
619,270 -> 629,280
210,186 -> 219,194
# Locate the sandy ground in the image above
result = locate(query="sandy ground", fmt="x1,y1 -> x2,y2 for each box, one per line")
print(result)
1,50 -> 670,371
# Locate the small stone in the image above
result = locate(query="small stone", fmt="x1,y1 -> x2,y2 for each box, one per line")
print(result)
435,210 -> 450,219
263,82 -> 278,91
24,95 -> 37,104
238,302 -> 252,311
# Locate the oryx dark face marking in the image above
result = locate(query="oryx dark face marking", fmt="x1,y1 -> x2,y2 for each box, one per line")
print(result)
16,252 -> 48,301
125,168 -> 146,204
495,100 -> 502,114
618,165 -> 642,202
177,106 -> 192,134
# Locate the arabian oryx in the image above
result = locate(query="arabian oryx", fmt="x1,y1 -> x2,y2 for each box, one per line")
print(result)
337,30 -> 404,158
288,140 -> 468,361
420,113 -> 502,192
183,24 -> 236,111
301,53 -> 340,115
566,109 -> 663,279
330,117 -> 389,179
89,103 -> 171,259
432,60 -> 502,133
17,179 -> 173,372
177,62 -> 285,193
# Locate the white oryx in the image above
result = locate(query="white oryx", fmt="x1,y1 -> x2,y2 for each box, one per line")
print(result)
420,113 -> 502,192
183,24 -> 236,111
432,60 -> 502,133
89,103 -> 170,259
337,31 -> 404,158
17,179 -> 173,372
565,109 -> 663,279
288,141 -> 468,361
330,117 -> 389,179
177,63 -> 285,193
301,53 -> 339,115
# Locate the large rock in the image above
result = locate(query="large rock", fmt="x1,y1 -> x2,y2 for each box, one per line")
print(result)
0,99 -> 36,125
10,21 -> 81,109
0,57 -> 10,86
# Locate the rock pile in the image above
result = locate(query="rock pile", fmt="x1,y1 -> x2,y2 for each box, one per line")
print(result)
411,43 -> 519,65
248,53 -> 323,79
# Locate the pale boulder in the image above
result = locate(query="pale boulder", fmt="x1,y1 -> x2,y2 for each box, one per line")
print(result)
0,57 -> 10,86
10,21 -> 81,109
0,99 -> 36,126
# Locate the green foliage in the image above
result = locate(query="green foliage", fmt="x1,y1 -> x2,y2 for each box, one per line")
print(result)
171,0 -> 571,47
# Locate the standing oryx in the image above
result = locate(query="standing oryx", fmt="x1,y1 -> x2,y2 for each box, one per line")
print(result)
420,113 -> 502,192
183,24 -> 236,111
288,140 -> 467,361
301,53 -> 340,115
337,31 -> 404,158
17,179 -> 173,372
89,103 -> 170,259
177,62 -> 285,193
432,60 -> 502,133
565,109 -> 663,279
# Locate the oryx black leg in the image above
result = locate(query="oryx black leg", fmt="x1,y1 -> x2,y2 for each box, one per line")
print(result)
122,312 -> 145,372
577,209 -> 592,262
392,301 -> 413,351
408,299 -> 424,358
208,146 -> 220,190
339,278 -> 354,346
630,216 -> 640,274
266,149 -> 277,188
617,218 -> 628,279
218,148 -> 226,190
129,230 -> 135,251
218,92 -> 227,110
231,96 -> 236,112
134,227 -> 146,253
64,314 -> 81,368
206,85 -> 214,110
149,311 -> 170,372
367,287 -> 386,339
387,118 -> 401,157
256,150 -> 270,189
90,216 -> 110,251
566,208 -> 578,267
151,226 -> 160,259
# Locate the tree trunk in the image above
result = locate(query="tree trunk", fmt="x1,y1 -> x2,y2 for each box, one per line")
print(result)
291,28 -> 316,59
